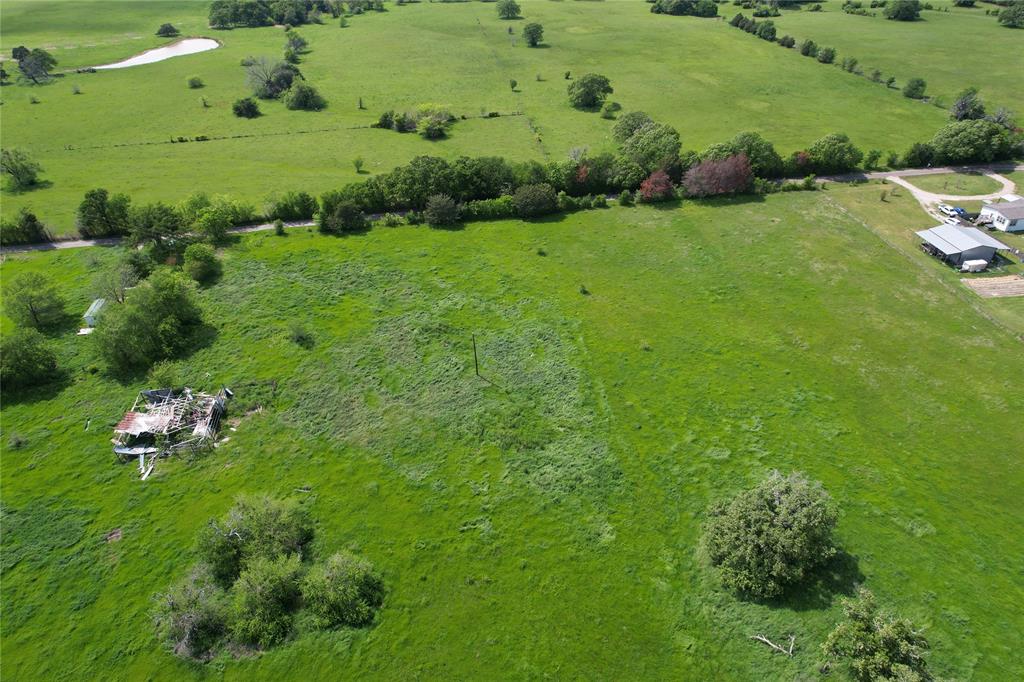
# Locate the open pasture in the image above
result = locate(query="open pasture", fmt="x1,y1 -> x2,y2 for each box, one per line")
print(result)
0,0 -> 953,234
2,192 -> 1023,679
770,0 -> 1024,112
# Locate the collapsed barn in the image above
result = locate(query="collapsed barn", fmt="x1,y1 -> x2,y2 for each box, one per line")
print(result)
112,387 -> 231,480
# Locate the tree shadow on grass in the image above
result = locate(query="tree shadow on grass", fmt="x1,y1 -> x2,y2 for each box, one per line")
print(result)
2,180 -> 54,195
756,550 -> 865,612
1,370 -> 73,406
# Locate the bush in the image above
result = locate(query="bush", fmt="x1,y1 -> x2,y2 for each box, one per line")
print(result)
639,170 -> 675,202
284,83 -> 326,111
567,73 -> 613,109
799,39 -> 818,57
683,154 -> 753,197
461,196 -> 515,221
523,22 -> 544,46
4,272 -> 65,330
512,183 -> 558,218
424,194 -> 460,226
618,189 -> 634,206
187,75 -> 204,89
903,77 -> 927,99
901,141 -> 935,167
0,327 -> 59,390
823,588 -> 931,681
778,35 -> 796,48
702,131 -> 784,178
1,207 -> 53,245
950,87 -> 986,121
154,564 -> 229,659
266,191 -> 318,221
156,23 -> 180,37
93,269 -> 203,373
999,2 -> 1024,27
195,494 -> 314,585
183,243 -> 220,282
302,551 -> 385,629
229,554 -> 303,648
884,0 -> 921,20
701,471 -> 838,597
318,195 -> 369,234
233,97 -> 261,118
817,46 -> 836,64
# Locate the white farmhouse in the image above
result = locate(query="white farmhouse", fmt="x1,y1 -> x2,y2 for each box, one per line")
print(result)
978,199 -> 1024,233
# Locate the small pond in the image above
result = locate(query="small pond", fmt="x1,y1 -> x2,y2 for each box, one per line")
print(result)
94,38 -> 219,70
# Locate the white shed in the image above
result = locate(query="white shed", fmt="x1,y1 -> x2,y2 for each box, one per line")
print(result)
84,298 -> 106,327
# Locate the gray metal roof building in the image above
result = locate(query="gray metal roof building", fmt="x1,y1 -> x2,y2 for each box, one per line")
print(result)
915,225 -> 1009,266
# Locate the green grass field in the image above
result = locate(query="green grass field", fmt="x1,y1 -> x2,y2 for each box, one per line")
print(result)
770,0 -> 1024,113
905,171 -> 1006,196
0,0 -> 958,234
3,191 -> 1023,680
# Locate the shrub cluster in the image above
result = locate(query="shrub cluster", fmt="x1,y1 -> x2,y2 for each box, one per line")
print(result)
374,104 -> 456,139
155,495 -> 383,660
650,0 -> 719,17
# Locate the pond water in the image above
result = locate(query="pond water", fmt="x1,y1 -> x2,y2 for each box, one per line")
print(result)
94,38 -> 220,70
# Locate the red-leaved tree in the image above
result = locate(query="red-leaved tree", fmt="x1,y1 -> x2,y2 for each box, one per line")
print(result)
638,169 -> 675,202
683,154 -> 753,198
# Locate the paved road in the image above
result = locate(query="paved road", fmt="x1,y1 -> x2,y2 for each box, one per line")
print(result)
4,163 -> 1022,254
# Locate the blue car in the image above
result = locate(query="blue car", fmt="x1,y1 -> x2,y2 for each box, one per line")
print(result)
953,207 -> 967,216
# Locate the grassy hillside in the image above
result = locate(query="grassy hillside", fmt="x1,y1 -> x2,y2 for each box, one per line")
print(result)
769,0 -> 1024,112
0,0 -> 952,234
2,193 -> 1022,680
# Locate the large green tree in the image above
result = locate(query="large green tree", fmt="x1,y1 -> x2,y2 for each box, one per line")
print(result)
522,22 -> 544,47
93,269 -> 203,372
823,588 -> 932,681
884,0 -> 921,20
567,73 -> 613,109
0,328 -> 59,390
4,272 -> 65,329
497,0 -> 521,19
929,119 -> 1013,164
701,471 -> 839,597
1,149 -> 43,190
806,132 -> 864,174
620,122 -> 681,173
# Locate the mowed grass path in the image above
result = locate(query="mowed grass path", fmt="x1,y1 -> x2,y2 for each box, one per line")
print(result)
0,1 -> 949,233
2,194 -> 1022,679
771,0 -> 1024,112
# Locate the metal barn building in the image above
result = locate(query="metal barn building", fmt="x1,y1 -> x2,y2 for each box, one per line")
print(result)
915,225 -> 1009,267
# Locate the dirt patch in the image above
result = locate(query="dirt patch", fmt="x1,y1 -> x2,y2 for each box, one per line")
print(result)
105,528 -> 123,543
962,276 -> 1024,298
